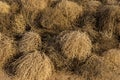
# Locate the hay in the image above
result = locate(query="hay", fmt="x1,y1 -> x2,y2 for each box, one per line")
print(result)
0,1 -> 10,14
0,33 -> 16,67
10,51 -> 53,80
56,31 -> 92,61
79,54 -> 120,80
40,7 -> 72,30
97,5 -> 120,38
11,14 -> 26,34
21,0 -> 48,12
49,71 -> 85,80
56,0 -> 83,22
103,49 -> 120,67
18,32 -> 41,53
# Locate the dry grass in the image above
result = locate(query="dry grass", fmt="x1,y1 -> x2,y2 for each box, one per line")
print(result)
56,0 -> 83,22
94,33 -> 119,54
40,7 -> 72,30
40,0 -> 83,31
0,14 -> 10,35
4,0 -> 22,14
11,14 -> 26,34
0,69 -> 11,80
21,0 -> 48,12
100,0 -> 118,4
97,5 -> 120,38
49,71 -> 85,80
0,33 -> 16,67
77,1 -> 101,35
45,46 -> 68,70
103,49 -> 120,67
1,0 -> 120,80
79,54 -> 119,80
21,0 -> 49,27
83,1 -> 102,14
18,32 -> 41,53
0,1 -> 12,36
10,51 -> 53,80
0,1 -> 10,14
56,31 -> 92,61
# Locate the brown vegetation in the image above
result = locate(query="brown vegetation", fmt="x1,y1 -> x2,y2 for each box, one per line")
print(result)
18,32 -> 41,53
0,33 -> 16,67
0,69 -> 11,80
79,54 -> 120,80
56,31 -> 92,61
103,49 -> 120,67
0,0 -> 120,80
94,34 -> 119,53
56,0 -> 83,22
40,7 -> 72,30
11,14 -> 26,34
0,1 -> 10,14
100,0 -> 118,5
83,1 -> 102,14
21,0 -> 50,28
45,46 -> 68,70
40,0 -> 83,30
97,5 -> 120,37
21,0 -> 48,12
10,51 -> 53,80
49,71 -> 85,80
